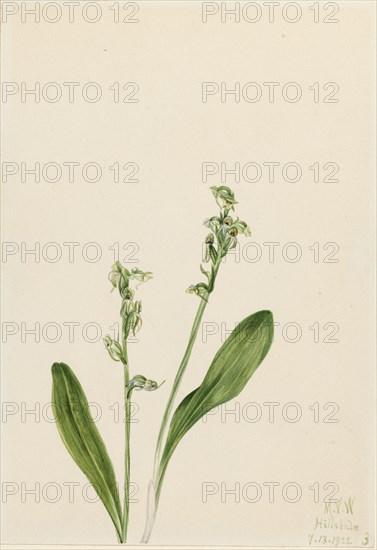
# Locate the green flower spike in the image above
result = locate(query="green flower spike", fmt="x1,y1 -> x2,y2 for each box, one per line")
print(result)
188,186 -> 250,299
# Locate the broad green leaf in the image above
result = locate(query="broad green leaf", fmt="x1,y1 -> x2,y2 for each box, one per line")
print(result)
157,310 -> 273,496
51,362 -> 122,539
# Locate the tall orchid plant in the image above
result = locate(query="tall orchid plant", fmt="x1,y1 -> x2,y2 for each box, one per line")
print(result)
51,186 -> 274,543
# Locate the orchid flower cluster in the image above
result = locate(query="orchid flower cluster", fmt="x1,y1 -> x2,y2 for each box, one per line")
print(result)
186,186 -> 251,300
103,263 -> 161,397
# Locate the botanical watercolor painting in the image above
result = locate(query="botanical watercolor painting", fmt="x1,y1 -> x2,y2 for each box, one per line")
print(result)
2,2 -> 375,548
51,186 -> 274,543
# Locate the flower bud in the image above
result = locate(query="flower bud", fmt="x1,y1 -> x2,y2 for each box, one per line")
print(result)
103,335 -> 123,362
131,313 -> 142,335
203,236 -> 215,263
130,301 -> 142,335
120,296 -> 133,317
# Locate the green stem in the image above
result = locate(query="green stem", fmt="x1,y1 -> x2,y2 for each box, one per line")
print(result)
142,256 -> 223,543
153,297 -> 208,474
121,322 -> 131,544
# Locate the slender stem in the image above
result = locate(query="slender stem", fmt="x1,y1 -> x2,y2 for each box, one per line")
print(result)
121,321 -> 131,543
142,256 -> 223,543
154,257 -> 222,471
153,297 -> 208,474
140,298 -> 208,544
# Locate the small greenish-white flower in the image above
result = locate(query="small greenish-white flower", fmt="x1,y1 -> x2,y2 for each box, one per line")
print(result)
129,300 -> 142,335
127,374 -> 147,392
127,374 -> 164,395
220,234 -> 238,257
203,233 -> 215,263
120,292 -> 134,317
108,262 -> 130,295
144,378 -> 164,391
204,216 -> 222,233
123,288 -> 134,300
186,285 -> 195,295
103,335 -> 123,362
227,236 -> 238,249
228,218 -> 251,237
130,268 -> 153,283
243,225 -> 251,237
186,282 -> 208,299
210,186 -> 237,210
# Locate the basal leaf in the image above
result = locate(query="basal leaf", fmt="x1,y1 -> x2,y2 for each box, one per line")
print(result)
157,310 -> 273,496
51,362 -> 122,539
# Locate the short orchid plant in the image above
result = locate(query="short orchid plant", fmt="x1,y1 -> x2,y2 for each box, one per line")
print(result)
51,186 -> 273,543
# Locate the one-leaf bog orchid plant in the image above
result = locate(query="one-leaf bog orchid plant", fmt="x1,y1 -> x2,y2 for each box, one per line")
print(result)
51,186 -> 274,544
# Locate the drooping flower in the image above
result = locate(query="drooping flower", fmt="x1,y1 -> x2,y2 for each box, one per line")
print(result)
210,186 -> 237,210
130,268 -> 153,284
127,374 -> 164,395
186,282 -> 209,300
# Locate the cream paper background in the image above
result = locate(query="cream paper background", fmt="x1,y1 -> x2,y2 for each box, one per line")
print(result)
1,1 -> 375,548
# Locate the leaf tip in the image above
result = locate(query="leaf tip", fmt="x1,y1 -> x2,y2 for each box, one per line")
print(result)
262,309 -> 273,323
51,362 -> 61,376
51,362 -> 71,379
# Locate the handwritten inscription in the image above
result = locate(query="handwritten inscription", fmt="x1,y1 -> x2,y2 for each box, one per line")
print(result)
308,497 -> 371,546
